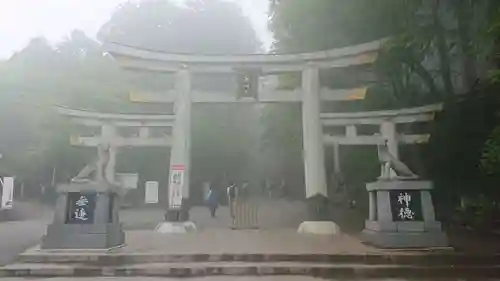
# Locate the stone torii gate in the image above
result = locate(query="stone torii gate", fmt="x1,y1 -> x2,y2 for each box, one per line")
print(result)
49,37 -> 446,242
322,103 -> 442,176
56,106 -> 175,183
102,39 -> 385,233
321,103 -> 447,247
37,31 -> 449,249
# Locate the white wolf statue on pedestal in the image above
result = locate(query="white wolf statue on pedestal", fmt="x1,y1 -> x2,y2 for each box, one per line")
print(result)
377,140 -> 419,181
72,142 -> 112,183
42,142 -> 125,249
362,139 -> 448,248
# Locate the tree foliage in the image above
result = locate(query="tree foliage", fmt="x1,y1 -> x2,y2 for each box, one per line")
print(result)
266,0 -> 500,217
98,0 -> 263,199
0,0 -> 262,201
269,0 -> 401,53
100,0 -> 260,54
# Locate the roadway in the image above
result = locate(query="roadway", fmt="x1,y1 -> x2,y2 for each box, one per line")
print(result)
0,202 -> 52,266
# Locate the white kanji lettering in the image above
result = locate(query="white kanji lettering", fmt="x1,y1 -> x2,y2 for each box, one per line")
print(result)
172,172 -> 181,184
398,207 -> 415,220
75,195 -> 89,207
397,192 -> 411,207
74,208 -> 88,220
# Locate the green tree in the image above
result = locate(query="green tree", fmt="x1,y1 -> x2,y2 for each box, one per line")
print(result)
0,0 -> 264,200
99,0 -> 263,199
100,0 -> 260,54
265,0 -> 500,214
0,32 -> 125,190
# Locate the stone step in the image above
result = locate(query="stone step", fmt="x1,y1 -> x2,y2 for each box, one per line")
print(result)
1,262 -> 499,278
18,252 -> 500,266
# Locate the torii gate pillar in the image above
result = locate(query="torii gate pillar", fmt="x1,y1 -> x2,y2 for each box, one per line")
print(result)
163,67 -> 193,225
301,66 -> 328,199
298,65 -> 340,235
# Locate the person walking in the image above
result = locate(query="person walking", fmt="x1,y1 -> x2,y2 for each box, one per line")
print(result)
206,187 -> 219,218
226,182 -> 237,222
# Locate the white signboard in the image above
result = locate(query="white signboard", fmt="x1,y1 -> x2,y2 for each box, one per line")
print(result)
168,164 -> 184,208
144,181 -> 159,204
116,173 -> 139,190
1,177 -> 14,210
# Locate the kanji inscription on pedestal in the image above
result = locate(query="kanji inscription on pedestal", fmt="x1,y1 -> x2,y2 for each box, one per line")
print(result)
66,192 -> 96,224
389,190 -> 423,221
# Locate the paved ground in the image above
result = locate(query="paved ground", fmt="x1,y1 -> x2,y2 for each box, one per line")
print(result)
120,198 -> 309,230
0,277 -> 317,281
0,202 -> 52,266
116,229 -> 376,254
1,276 -> 499,281
0,199 -> 313,267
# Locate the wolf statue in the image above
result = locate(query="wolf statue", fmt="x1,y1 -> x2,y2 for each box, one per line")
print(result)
377,139 -> 419,181
72,142 -> 113,184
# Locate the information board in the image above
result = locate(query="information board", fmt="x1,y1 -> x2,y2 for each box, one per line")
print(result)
0,177 -> 14,210
168,164 -> 184,208
145,181 -> 159,204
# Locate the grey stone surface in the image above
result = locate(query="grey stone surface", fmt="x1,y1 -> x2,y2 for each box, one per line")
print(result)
365,220 -> 397,232
41,223 -> 124,249
366,180 -> 433,191
362,180 -> 448,248
0,219 -> 49,266
361,229 -> 448,249
421,190 -> 437,221
396,221 -> 424,232
2,276 -> 488,281
41,182 -> 124,249
376,190 -> 392,222
1,260 -> 498,278
424,220 -> 443,231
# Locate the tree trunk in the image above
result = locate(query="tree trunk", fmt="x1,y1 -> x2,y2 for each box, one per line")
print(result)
432,1 -> 455,101
409,60 -> 439,96
456,0 -> 478,92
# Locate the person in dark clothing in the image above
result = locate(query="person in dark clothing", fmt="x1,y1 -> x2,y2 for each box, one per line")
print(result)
206,187 -> 219,217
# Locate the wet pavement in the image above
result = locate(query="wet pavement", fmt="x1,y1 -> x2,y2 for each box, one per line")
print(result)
0,277 -> 497,281
0,202 -> 52,266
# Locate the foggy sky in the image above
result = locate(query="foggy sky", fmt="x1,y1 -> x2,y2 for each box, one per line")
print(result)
0,0 -> 272,58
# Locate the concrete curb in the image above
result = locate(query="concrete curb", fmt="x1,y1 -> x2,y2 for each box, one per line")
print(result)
17,252 -> 500,266
0,264 -> 499,278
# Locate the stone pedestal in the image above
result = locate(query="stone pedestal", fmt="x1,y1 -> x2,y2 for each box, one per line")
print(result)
361,180 -> 447,248
159,199 -> 196,233
155,221 -> 197,233
41,181 -> 124,249
297,194 -> 341,235
164,198 -> 190,222
297,221 -> 340,235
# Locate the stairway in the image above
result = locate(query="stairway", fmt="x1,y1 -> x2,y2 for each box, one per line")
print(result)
1,251 -> 499,278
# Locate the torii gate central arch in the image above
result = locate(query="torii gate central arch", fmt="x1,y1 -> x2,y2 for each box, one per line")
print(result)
55,38 -> 444,237
103,39 -> 384,231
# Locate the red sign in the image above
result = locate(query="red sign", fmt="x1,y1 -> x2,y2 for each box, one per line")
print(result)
171,164 -> 185,171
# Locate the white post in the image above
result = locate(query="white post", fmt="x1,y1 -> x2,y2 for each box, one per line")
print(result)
369,191 -> 376,220
380,120 -> 398,177
298,70 -> 341,234
169,67 -> 192,200
301,65 -> 328,198
381,120 -> 398,158
102,123 -> 117,183
346,125 -> 357,139
139,127 -> 150,139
